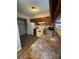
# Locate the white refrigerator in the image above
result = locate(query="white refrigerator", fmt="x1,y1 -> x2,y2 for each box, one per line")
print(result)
30,22 -> 36,35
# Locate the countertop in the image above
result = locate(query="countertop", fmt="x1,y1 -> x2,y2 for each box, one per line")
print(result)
18,35 -> 61,59
54,27 -> 61,37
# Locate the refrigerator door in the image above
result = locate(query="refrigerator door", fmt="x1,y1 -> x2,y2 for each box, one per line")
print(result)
30,22 -> 36,35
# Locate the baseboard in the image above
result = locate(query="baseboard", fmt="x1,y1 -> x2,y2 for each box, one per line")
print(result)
17,47 -> 21,52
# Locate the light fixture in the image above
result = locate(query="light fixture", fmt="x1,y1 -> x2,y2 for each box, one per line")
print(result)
32,7 -> 36,9
32,7 -> 38,13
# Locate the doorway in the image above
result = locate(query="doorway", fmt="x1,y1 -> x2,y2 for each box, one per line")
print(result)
17,17 -> 27,48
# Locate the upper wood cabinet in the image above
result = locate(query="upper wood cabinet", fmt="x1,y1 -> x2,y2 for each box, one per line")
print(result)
30,17 -> 52,25
49,0 -> 61,23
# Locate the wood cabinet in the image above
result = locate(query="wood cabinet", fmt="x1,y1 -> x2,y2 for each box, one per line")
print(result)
49,0 -> 61,23
30,17 -> 52,25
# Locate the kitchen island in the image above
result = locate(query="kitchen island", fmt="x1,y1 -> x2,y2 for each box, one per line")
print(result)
18,35 -> 61,59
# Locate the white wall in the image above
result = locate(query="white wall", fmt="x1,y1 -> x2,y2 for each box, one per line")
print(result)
31,12 -> 50,18
17,24 -> 21,51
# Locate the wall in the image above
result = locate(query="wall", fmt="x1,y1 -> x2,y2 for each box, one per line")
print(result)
17,24 -> 21,51
31,12 -> 50,18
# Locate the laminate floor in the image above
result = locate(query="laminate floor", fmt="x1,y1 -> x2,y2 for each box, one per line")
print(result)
17,35 -> 38,58
20,34 -> 38,48
17,35 -> 61,59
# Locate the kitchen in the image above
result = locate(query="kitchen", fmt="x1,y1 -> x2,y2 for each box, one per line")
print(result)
17,0 -> 61,59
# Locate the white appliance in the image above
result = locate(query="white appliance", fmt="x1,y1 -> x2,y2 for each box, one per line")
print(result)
36,29 -> 43,37
36,22 -> 45,37
30,22 -> 36,35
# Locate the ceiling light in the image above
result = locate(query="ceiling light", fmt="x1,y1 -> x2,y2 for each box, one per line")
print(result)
32,7 -> 36,9
32,7 -> 38,13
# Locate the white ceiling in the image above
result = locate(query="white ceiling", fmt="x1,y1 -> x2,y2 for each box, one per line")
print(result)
17,0 -> 50,17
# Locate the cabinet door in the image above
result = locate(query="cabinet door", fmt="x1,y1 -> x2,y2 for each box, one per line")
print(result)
35,18 -> 44,25
44,17 -> 52,25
